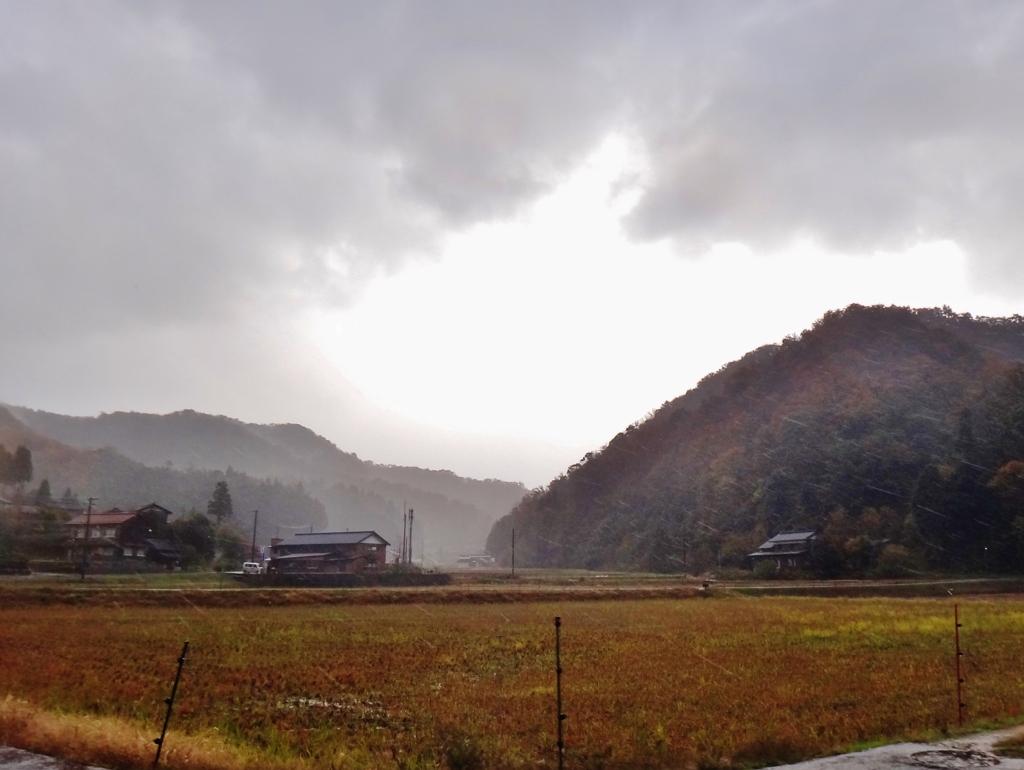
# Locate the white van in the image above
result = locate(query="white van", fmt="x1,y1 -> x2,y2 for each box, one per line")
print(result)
242,561 -> 263,575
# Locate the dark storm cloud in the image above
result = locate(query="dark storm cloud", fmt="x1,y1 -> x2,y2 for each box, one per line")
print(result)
3,0 -> 1024,345
621,0 -> 1024,279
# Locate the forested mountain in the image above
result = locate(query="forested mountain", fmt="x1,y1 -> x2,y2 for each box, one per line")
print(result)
0,407 -> 327,544
4,406 -> 526,557
487,305 -> 1024,575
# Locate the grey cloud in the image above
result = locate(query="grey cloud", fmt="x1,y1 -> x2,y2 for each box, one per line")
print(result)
170,1 -> 620,223
4,0 -> 1024,347
620,1 -> 1024,284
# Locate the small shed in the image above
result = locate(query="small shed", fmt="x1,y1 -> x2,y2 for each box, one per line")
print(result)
144,538 -> 184,568
748,530 -> 817,571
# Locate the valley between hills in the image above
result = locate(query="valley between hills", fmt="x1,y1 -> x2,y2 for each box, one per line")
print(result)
6,303 -> 1024,578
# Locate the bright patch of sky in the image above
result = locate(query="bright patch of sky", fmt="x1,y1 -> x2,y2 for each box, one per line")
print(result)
307,136 -> 1014,450
7,2 -> 1024,485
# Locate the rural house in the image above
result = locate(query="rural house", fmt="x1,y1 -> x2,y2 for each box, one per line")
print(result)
66,503 -> 181,566
268,531 -> 389,575
748,530 -> 817,571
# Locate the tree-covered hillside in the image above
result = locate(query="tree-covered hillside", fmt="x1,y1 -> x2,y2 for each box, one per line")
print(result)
0,407 -> 327,545
4,406 -> 526,555
487,305 -> 1024,575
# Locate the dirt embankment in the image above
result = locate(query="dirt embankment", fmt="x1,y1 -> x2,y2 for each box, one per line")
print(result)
3,576 -> 1023,609
0,583 -> 704,608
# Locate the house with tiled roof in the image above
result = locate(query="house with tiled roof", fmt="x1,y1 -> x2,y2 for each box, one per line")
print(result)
268,530 -> 389,575
748,530 -> 817,571
66,503 -> 180,567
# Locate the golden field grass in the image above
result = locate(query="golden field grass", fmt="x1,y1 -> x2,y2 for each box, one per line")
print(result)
1,595 -> 1024,770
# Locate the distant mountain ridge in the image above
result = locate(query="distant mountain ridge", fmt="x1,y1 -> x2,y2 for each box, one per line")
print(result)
0,406 -> 329,543
4,407 -> 527,557
487,305 -> 1024,574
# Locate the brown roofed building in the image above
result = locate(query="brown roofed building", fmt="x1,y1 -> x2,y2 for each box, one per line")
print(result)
67,503 -> 180,567
268,531 -> 389,575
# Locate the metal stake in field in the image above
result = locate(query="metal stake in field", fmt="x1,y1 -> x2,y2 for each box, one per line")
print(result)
555,616 -> 566,770
954,604 -> 965,727
153,641 -> 189,767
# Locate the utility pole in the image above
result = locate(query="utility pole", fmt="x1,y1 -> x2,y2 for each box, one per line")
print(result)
250,510 -> 258,562
402,504 -> 408,567
80,497 -> 96,581
403,511 -> 411,565
512,527 -> 516,578
681,519 -> 688,576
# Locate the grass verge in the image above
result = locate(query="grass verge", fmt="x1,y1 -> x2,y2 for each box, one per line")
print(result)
0,695 -> 307,770
995,725 -> 1024,758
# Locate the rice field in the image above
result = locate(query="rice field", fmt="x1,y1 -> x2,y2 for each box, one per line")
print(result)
1,594 -> 1024,769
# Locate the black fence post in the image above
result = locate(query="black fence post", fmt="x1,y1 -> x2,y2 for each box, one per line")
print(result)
154,641 -> 189,767
555,617 -> 566,770
954,604 -> 965,727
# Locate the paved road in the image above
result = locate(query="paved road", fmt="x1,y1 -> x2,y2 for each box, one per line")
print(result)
0,748 -> 104,770
764,728 -> 1024,770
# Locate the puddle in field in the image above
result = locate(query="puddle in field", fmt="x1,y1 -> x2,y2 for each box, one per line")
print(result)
909,749 -> 1001,769
278,695 -> 387,717
275,695 -> 413,730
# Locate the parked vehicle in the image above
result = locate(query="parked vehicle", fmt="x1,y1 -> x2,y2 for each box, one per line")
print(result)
242,561 -> 263,575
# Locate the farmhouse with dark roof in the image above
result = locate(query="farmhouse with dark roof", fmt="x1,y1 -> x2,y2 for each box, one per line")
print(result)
268,530 -> 389,575
748,530 -> 817,571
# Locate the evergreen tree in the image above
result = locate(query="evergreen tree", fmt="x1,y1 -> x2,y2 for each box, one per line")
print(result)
170,511 -> 217,567
207,480 -> 234,524
10,446 -> 32,486
0,445 -> 11,487
34,479 -> 52,506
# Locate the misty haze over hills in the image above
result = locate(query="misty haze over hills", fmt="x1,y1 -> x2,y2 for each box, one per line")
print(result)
1,406 -> 526,559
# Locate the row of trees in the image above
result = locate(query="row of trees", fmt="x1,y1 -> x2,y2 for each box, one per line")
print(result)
143,480 -> 244,568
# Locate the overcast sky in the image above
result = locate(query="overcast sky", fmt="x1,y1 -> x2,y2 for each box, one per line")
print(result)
3,1 -> 1024,486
